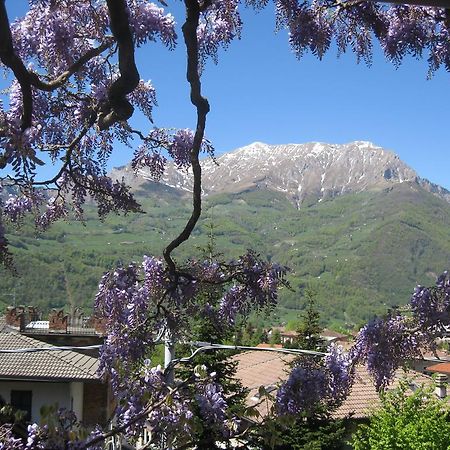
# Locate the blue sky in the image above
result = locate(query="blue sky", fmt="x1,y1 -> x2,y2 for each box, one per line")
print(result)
4,2 -> 450,190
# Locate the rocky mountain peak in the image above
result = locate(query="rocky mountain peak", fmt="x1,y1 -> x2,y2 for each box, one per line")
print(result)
114,141 -> 449,206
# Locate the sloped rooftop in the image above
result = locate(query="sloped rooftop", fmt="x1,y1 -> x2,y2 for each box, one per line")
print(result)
232,350 -> 433,420
426,362 -> 450,375
0,325 -> 99,381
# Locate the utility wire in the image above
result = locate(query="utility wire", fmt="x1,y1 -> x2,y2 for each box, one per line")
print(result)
0,341 -> 329,357
0,344 -> 103,353
169,342 -> 329,368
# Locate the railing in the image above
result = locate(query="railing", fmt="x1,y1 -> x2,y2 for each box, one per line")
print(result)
20,320 -> 105,336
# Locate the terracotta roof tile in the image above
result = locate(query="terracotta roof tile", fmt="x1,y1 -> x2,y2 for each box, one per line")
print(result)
231,350 -> 433,420
0,329 -> 99,381
256,343 -> 283,349
426,362 -> 450,374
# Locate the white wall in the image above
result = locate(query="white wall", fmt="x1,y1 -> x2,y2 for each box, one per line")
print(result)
70,382 -> 83,421
0,380 -> 72,423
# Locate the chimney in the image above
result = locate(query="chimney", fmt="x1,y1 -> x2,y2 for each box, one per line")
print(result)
48,309 -> 68,332
5,306 -> 29,330
435,373 -> 448,399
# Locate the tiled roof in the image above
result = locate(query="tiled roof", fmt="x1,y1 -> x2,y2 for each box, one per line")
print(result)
0,329 -> 99,381
232,350 -> 295,392
333,367 -> 431,419
321,329 -> 348,340
256,343 -> 283,349
231,350 -> 295,419
232,350 -> 433,420
426,362 -> 450,375
280,330 -> 298,337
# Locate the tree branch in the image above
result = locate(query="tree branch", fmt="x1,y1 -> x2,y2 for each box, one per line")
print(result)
377,0 -> 450,6
0,0 -> 33,131
98,0 -> 140,130
163,0 -> 210,275
0,2 -> 114,133
32,113 -> 97,186
28,39 -> 114,92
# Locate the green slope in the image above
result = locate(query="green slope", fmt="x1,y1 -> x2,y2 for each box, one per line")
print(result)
1,181 -> 449,329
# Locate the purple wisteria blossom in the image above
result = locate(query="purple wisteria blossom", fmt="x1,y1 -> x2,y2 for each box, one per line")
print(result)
131,128 -> 214,176
3,195 -> 35,223
410,271 -> 450,334
349,272 -> 450,391
218,251 -> 289,324
1,0 -> 175,232
2,0 -> 450,447
351,315 -> 420,391
277,364 -> 329,416
35,198 -> 68,231
276,344 -> 354,416
126,1 -> 177,48
197,0 -> 242,66
195,381 -> 228,425
325,344 -> 354,407
0,409 -> 104,450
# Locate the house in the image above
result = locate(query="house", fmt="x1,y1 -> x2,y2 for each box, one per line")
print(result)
267,326 -> 352,348
425,361 -> 450,376
4,306 -> 106,357
0,318 -> 111,426
231,350 -> 436,421
280,330 -> 298,345
321,328 -> 351,344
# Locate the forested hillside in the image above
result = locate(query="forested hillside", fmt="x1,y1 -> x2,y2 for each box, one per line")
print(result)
2,179 -> 449,329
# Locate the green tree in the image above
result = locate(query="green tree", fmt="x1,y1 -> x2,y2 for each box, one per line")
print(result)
295,289 -> 326,352
270,328 -> 282,345
266,290 -> 349,449
247,414 -> 348,450
241,321 -> 256,345
352,380 -> 450,450
177,295 -> 248,449
177,229 -> 248,449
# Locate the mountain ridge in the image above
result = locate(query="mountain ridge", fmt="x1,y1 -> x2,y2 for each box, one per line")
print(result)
1,141 -> 449,329
111,141 -> 450,206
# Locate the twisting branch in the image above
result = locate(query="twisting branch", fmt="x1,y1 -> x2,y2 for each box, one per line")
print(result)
0,0 -> 33,131
163,0 -> 210,275
28,39 -> 114,92
98,0 -> 140,130
32,112 -> 98,186
0,2 -> 114,132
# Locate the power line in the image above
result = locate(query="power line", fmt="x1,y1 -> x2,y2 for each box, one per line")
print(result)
0,344 -> 102,353
0,341 -> 329,357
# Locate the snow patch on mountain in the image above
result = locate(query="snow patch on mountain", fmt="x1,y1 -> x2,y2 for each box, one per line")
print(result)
112,141 -> 450,206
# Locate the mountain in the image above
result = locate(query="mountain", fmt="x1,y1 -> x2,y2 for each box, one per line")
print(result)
112,141 -> 450,206
2,141 -> 449,329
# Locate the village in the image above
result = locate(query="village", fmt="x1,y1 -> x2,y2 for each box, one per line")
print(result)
2,304 -> 450,449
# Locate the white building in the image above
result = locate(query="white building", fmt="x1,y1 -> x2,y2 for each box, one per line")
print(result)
0,319 -> 110,426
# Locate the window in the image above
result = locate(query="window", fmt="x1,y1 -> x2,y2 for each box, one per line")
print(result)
10,390 -> 32,421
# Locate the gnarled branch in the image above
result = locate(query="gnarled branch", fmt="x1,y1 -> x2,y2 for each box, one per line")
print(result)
98,0 -> 140,130
0,0 -> 33,131
163,0 -> 210,275
28,39 -> 114,92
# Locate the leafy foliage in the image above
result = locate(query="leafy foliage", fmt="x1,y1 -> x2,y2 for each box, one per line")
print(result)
2,183 -> 449,329
294,289 -> 326,352
250,416 -> 349,450
1,0 -> 450,448
352,380 -> 450,450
